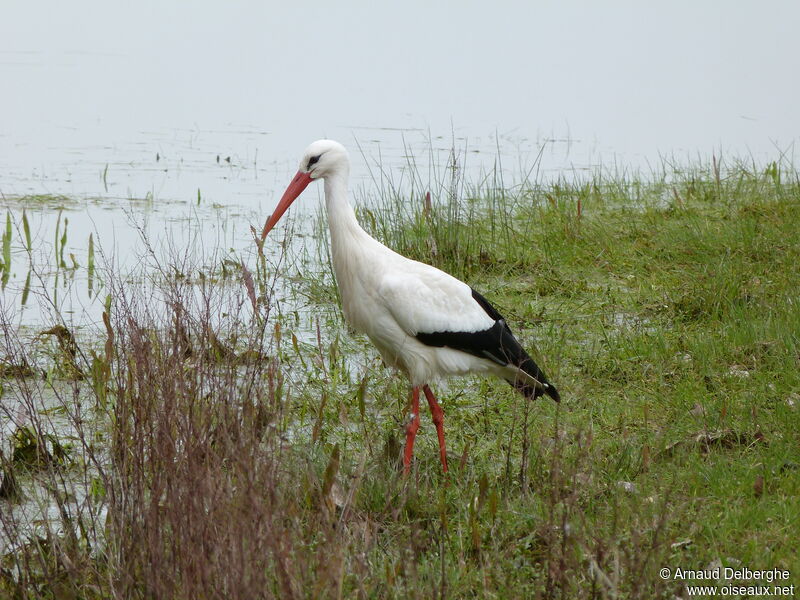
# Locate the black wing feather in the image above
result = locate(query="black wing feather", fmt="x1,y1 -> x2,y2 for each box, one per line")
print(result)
415,289 -> 560,402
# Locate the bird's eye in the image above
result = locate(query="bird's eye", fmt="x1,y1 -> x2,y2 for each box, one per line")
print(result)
307,155 -> 322,169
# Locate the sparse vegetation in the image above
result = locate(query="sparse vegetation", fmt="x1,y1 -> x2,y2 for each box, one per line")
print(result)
1,155 -> 799,598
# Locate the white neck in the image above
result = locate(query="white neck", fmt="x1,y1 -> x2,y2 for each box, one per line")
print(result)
323,171 -> 377,280
321,165 -> 397,335
324,172 -> 361,239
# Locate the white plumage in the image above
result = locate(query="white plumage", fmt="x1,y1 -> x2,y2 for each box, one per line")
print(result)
262,139 -> 559,473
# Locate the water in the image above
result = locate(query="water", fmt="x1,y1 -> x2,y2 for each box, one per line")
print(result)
1,0 -> 799,323
4,1 -> 798,191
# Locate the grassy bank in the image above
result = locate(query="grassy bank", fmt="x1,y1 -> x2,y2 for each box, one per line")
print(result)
1,158 -> 799,598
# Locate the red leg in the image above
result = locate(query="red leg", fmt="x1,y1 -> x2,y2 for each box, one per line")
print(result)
423,385 -> 448,473
403,387 -> 421,475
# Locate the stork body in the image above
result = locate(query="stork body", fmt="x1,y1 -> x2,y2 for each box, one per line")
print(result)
262,140 -> 559,473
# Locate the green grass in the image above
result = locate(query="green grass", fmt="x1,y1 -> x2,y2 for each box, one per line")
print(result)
1,158 -> 798,598
298,158 -> 800,596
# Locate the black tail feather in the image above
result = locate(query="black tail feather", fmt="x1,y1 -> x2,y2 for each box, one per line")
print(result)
417,288 -> 561,402
512,379 -> 561,402
511,356 -> 560,402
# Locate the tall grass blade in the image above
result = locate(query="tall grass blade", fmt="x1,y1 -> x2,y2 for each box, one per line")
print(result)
21,269 -> 31,305
54,209 -> 62,273
88,233 -> 95,296
2,212 -> 10,287
3,212 -> 10,266
60,216 -> 69,269
22,209 -> 31,251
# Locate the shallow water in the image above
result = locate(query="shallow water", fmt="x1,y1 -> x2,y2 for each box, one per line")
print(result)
2,2 -> 798,328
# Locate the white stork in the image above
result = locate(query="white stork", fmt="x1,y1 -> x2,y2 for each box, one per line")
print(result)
261,140 -> 560,474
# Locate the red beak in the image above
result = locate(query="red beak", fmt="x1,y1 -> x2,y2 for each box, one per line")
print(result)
261,171 -> 314,240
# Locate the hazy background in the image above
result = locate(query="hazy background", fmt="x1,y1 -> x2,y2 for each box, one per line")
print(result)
2,0 -> 798,203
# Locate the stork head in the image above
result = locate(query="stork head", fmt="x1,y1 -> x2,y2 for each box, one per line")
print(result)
299,139 -> 349,179
261,139 -> 349,240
